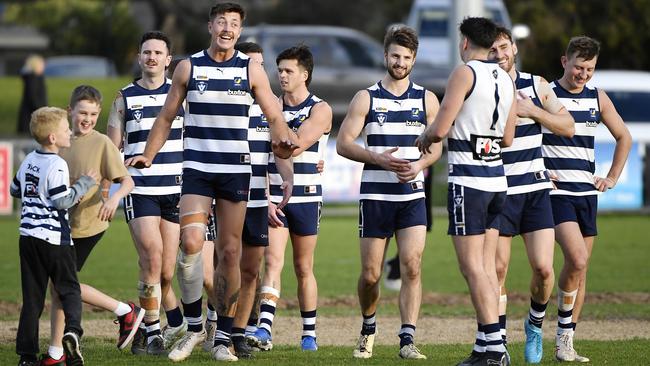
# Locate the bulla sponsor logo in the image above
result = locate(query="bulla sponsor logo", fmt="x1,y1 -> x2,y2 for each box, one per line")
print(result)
227,89 -> 247,96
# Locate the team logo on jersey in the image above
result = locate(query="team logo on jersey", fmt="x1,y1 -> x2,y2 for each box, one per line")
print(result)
133,110 -> 142,122
377,113 -> 387,126
197,81 -> 207,94
233,77 -> 242,87
470,134 -> 502,161
410,181 -> 424,191
492,69 -> 498,79
375,106 -> 388,113
411,108 -> 420,117
298,115 -> 307,123
453,195 -> 463,206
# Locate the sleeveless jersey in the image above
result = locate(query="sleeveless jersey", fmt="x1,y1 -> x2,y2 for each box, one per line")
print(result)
447,59 -> 514,192
542,81 -> 600,196
268,94 -> 328,204
184,50 -> 253,174
360,81 -> 427,202
12,151 -> 72,245
501,71 -> 553,195
122,79 -> 184,195
247,102 -> 270,208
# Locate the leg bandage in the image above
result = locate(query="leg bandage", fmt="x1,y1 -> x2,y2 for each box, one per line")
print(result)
177,251 -> 204,303
180,211 -> 208,232
258,286 -> 280,333
138,281 -> 161,321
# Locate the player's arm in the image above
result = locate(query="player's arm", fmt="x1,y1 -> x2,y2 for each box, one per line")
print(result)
291,102 -> 332,156
501,83 -> 517,147
397,90 -> 442,183
98,174 -> 134,221
10,175 -> 21,198
274,156 -> 294,210
415,65 -> 473,152
249,60 -> 296,159
126,59 -> 190,168
594,89 -> 632,191
106,91 -> 125,150
520,77 -> 574,137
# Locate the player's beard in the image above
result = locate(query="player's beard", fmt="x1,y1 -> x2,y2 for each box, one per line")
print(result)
387,64 -> 412,81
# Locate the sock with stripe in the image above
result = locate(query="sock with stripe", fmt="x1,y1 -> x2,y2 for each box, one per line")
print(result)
361,312 -> 376,335
245,316 -> 258,335
145,319 -> 161,344
529,298 -> 548,328
182,297 -> 203,333
473,323 -> 486,354
165,306 -> 184,328
398,324 -> 416,348
213,316 -> 234,347
301,309 -> 317,338
556,288 -> 577,337
207,302 -> 218,322
258,286 -> 279,336
483,322 -> 506,356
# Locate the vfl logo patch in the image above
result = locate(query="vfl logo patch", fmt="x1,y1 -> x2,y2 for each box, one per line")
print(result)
377,113 -> 387,126
133,110 -> 142,122
240,154 -> 251,164
470,134 -> 502,162
197,81 -> 207,94
175,175 -> 182,185
454,195 -> 463,206
410,181 -> 424,191
304,185 -> 317,194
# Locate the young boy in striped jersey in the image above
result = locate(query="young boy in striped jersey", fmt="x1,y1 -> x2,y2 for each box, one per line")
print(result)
488,26 -> 574,364
543,36 -> 631,363
12,107 -> 98,366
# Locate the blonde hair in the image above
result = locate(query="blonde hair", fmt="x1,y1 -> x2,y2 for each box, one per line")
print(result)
30,106 -> 67,145
21,54 -> 45,74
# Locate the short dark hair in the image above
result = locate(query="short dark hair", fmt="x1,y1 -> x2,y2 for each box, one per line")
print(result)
566,36 -> 600,61
235,42 -> 263,54
384,25 -> 419,54
494,25 -> 513,43
70,85 -> 102,109
459,17 -> 499,49
276,45 -> 314,87
140,31 -> 172,54
209,2 -> 245,22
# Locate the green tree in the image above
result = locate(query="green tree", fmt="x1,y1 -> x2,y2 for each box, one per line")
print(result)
5,0 -> 140,73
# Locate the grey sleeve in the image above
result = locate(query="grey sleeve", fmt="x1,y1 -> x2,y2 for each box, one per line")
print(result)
10,177 -> 21,198
51,175 -> 96,210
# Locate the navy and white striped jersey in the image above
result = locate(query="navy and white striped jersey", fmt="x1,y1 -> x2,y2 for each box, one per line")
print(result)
12,151 -> 72,245
184,50 -> 254,174
447,60 -> 514,192
268,94 -> 328,204
360,81 -> 427,202
502,72 -> 553,195
122,79 -> 184,195
248,102 -> 270,208
542,82 -> 600,196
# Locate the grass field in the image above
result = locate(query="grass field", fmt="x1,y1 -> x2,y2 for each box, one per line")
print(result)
1,213 -> 649,364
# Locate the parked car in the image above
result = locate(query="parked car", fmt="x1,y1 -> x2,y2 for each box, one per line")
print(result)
405,0 -> 529,67
239,25 -> 450,126
45,55 -> 117,77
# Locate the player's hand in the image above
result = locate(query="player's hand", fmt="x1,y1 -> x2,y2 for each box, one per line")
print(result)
396,162 -> 420,183
374,147 -> 410,172
516,91 -> 539,119
271,140 -> 299,159
277,180 -> 293,210
594,175 -> 615,192
415,132 -> 435,154
547,170 -> 559,190
125,155 -> 151,169
267,201 -> 285,228
98,196 -> 119,222
316,159 -> 325,174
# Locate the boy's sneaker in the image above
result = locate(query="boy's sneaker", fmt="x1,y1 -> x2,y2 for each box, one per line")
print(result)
456,352 -> 483,366
301,336 -> 318,351
162,319 -> 188,349
38,353 -> 65,366
248,328 -> 273,351
399,343 -> 427,359
130,327 -> 146,355
383,256 -> 401,291
115,302 -> 145,350
168,329 -> 206,362
523,318 -> 543,363
62,332 -> 84,366
202,320 -> 217,352
555,331 -> 590,363
146,335 -> 167,356
211,344 -> 238,361
233,337 -> 254,359
352,333 -> 375,359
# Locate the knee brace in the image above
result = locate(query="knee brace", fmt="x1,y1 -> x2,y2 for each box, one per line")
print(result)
138,281 -> 161,320
177,251 -> 204,303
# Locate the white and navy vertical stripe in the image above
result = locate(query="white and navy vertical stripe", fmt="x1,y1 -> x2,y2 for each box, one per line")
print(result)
542,82 -> 600,196
360,81 -> 427,202
447,60 -> 514,192
122,79 -> 184,195
248,102 -> 270,208
268,94 -> 328,204
12,151 -> 72,245
184,50 -> 253,174
502,72 -> 553,195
